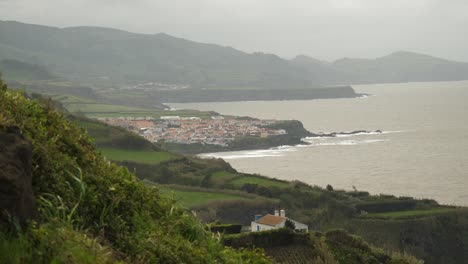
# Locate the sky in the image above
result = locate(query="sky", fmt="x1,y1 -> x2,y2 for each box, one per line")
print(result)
1,0 -> 467,61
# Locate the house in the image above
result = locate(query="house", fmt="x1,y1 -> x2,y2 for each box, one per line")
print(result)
250,209 -> 308,232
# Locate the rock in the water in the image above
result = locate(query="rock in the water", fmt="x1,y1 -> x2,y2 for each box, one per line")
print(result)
0,127 -> 37,225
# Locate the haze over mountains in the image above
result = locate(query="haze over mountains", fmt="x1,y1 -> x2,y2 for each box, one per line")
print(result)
1,20 -> 468,88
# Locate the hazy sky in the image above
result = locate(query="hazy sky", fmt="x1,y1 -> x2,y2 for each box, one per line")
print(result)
1,0 -> 467,61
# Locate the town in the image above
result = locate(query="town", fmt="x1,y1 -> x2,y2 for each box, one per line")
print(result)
98,116 -> 287,146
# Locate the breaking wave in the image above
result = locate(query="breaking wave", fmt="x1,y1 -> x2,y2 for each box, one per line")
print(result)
199,130 -> 401,160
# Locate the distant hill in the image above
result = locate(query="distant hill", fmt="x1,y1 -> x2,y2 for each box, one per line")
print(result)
1,20 -> 467,89
0,20 -> 316,89
332,51 -> 468,84
293,51 -> 468,84
0,59 -> 55,81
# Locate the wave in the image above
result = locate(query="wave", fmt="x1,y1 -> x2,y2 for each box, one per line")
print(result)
304,130 -> 407,140
312,139 -> 388,146
200,130 -> 398,159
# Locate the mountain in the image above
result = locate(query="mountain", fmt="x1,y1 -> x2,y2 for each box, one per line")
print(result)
0,20 -> 317,89
1,20 -> 467,90
293,51 -> 468,84
331,51 -> 468,84
0,59 -> 55,81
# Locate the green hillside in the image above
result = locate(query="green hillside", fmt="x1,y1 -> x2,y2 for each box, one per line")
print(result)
0,79 -> 270,263
224,229 -> 422,264
0,59 -> 55,81
1,20 -> 468,90
0,20 -> 319,89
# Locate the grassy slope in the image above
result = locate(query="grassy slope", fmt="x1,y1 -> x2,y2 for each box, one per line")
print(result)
158,185 -> 264,208
224,229 -> 422,264
229,176 -> 290,188
361,207 -> 458,220
52,93 -> 214,118
0,81 -> 270,263
99,148 -> 176,164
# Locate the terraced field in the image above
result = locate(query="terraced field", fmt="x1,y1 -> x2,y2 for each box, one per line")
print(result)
229,176 -> 290,188
99,148 -> 177,164
53,94 -> 214,118
158,186 -> 256,208
360,207 -> 459,219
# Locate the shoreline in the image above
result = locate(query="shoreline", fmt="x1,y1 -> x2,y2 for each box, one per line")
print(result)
162,125 -> 384,155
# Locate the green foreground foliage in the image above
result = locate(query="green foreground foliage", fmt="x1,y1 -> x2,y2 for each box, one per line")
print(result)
224,229 -> 422,264
0,79 -> 270,263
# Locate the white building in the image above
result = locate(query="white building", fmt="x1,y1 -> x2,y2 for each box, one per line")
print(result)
250,210 -> 308,232
160,116 -> 181,120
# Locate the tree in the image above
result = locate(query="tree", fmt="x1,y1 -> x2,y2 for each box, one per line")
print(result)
326,184 -> 334,191
284,219 -> 296,230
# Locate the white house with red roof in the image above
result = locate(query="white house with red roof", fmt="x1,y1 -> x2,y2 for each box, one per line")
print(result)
251,209 -> 308,232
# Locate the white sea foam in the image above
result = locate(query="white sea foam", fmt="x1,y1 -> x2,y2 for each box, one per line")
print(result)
200,130 -> 395,159
304,130 -> 407,140
312,139 -> 388,146
200,138 -> 388,159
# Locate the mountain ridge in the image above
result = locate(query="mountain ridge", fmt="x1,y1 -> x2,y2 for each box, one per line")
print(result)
1,20 -> 468,88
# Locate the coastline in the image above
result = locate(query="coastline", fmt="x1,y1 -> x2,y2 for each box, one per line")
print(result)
160,118 -> 382,155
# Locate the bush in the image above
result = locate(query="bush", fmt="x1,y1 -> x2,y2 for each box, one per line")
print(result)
210,224 -> 242,234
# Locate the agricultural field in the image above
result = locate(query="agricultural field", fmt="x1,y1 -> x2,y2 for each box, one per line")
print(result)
99,148 -> 177,164
229,175 -> 290,188
51,93 -> 214,118
158,185 -> 255,208
360,207 -> 459,220
210,171 -> 239,185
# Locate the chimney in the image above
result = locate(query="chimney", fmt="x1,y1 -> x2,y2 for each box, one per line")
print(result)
274,210 -> 279,216
254,214 -> 262,221
280,209 -> 286,218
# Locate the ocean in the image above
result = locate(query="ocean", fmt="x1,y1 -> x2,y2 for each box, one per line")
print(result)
170,81 -> 468,206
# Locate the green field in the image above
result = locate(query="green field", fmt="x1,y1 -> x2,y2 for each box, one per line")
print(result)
100,148 -> 176,164
158,186 -> 253,207
51,93 -> 215,119
52,94 -> 98,104
360,207 -> 458,220
211,171 -> 239,184
229,176 -> 289,188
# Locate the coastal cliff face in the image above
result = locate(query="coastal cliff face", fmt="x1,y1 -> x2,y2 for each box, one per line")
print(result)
0,127 -> 37,225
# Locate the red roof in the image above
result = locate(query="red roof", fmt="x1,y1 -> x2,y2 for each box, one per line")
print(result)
255,214 -> 286,226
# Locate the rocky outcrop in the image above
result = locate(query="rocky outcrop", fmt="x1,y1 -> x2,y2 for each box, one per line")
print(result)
0,126 -> 37,225
309,130 -> 382,138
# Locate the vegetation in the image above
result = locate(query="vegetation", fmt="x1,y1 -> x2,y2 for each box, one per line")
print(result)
229,176 -> 290,188
3,21 -> 468,93
73,116 -> 157,150
360,207 -> 458,219
224,229 -> 422,264
99,148 -> 176,164
0,79 -> 270,263
0,59 -> 55,81
158,185 -> 259,208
